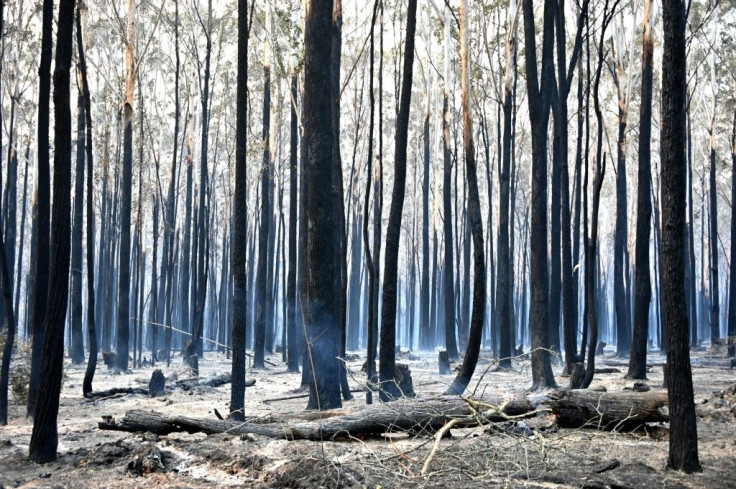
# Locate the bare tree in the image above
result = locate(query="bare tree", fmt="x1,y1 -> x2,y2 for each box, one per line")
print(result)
28,0 -> 75,462
379,0 -> 418,401
661,0 -> 700,472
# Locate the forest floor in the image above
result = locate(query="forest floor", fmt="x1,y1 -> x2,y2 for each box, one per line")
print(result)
1,345 -> 736,488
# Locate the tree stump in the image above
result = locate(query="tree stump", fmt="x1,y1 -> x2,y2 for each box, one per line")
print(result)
395,363 -> 415,397
438,351 -> 451,375
149,369 -> 166,398
569,363 -> 585,389
102,351 -> 117,369
189,355 -> 199,377
596,341 -> 607,355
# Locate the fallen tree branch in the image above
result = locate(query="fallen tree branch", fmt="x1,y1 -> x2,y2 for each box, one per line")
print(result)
98,389 -> 668,440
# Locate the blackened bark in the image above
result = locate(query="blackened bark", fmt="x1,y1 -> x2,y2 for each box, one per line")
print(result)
14,145 -> 29,336
442,8 -> 458,361
70,51 -> 86,366
614,65 -> 631,357
180,132 -> 193,352
521,0 -> 556,390
728,93 -> 736,357
254,54 -> 271,369
231,0 -> 251,422
379,0 -> 418,401
287,74 -> 300,373
304,0 -> 341,410
420,110 -> 430,350
115,0 -> 135,372
331,0 -> 352,401
0,0 -> 16,426
580,0 -> 614,390
28,0 -> 74,461
78,3 -> 97,396
626,0 -> 653,380
708,100 -> 719,345
192,0 -> 213,359
497,11 -> 515,369
28,0 -> 54,419
446,0 -> 485,395
687,104 -> 697,346
363,0 -> 379,404
162,0 -> 180,365
661,0 -> 700,472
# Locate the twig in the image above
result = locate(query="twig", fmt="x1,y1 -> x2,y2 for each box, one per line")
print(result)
421,418 -> 461,475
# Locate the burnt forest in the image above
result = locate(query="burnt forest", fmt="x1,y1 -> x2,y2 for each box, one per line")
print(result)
1,0 -> 736,487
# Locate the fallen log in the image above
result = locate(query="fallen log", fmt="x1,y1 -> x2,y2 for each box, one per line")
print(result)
544,389 -> 668,429
175,373 -> 255,390
86,373 -> 255,399
85,387 -> 149,399
99,389 -> 668,440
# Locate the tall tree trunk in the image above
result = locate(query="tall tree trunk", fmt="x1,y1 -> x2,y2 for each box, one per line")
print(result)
580,1 -> 614,389
162,0 -> 181,364
497,5 -> 516,369
442,6 -> 458,360
661,0 -> 700,472
626,0 -> 654,380
254,22 -> 272,369
28,0 -> 74,461
521,0 -> 556,390
192,0 -> 213,359
379,0 -> 418,401
420,88 -> 430,351
230,0 -> 250,422
728,86 -> 736,357
27,0 -> 54,419
687,99 -> 697,346
70,49 -> 86,365
115,0 -> 136,372
286,73 -> 300,373
331,0 -> 352,401
363,0 -> 380,404
14,144 -> 29,338
0,0 -> 17,426
77,3 -> 97,396
708,93 -> 719,345
446,0 -> 485,396
304,0 -> 341,410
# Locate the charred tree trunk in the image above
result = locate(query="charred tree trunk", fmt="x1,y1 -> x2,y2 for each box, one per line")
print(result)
363,0 -> 380,404
115,0 -> 136,372
627,0 -> 654,380
497,9 -> 516,369
521,0 -> 556,389
379,0 -> 418,401
442,7 -> 458,361
192,0 -> 213,359
331,0 -> 352,401
580,2 -> 615,389
230,0 -> 250,422
304,0 -> 341,410
446,0 -> 485,395
708,95 -> 719,345
79,2 -> 97,396
70,47 -> 86,366
27,0 -> 74,461
661,0 -> 700,472
27,0 -> 54,419
254,27 -> 272,369
729,88 -> 736,358
286,73 -> 300,373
